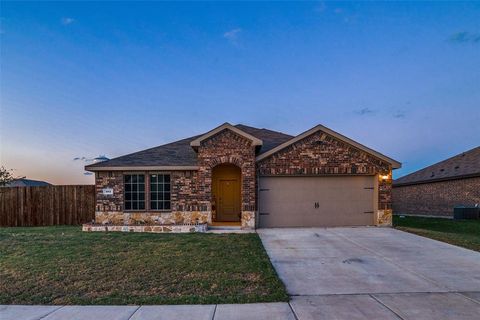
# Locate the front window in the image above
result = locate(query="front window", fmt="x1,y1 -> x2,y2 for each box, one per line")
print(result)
124,174 -> 145,210
150,174 -> 171,210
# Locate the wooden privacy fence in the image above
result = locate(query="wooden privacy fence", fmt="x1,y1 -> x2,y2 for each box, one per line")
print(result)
0,185 -> 95,227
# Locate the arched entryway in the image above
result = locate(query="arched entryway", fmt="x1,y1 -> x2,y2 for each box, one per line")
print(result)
212,164 -> 241,222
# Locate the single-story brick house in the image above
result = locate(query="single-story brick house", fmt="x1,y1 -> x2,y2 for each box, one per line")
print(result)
85,123 -> 401,229
393,146 -> 480,217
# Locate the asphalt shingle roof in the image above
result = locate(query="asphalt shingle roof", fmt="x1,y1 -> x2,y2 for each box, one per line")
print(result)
234,124 -> 293,153
4,179 -> 52,187
86,124 -> 293,168
394,146 -> 480,186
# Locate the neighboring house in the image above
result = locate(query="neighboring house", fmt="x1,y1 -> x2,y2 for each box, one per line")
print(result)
393,146 -> 480,217
2,178 -> 51,187
85,123 -> 401,229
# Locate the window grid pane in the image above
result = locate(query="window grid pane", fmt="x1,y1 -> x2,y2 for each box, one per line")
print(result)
124,174 -> 145,211
149,174 -> 171,211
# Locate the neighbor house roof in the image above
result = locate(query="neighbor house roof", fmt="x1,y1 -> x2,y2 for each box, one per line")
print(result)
3,178 -> 52,187
85,124 -> 293,171
394,146 -> 480,186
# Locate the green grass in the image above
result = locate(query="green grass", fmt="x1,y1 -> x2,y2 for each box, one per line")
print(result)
393,215 -> 480,252
0,226 -> 288,305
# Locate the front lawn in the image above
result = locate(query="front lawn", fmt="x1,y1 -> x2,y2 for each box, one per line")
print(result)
393,215 -> 480,252
0,227 -> 288,305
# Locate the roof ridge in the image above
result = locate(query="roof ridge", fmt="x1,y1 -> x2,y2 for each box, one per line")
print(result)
234,124 -> 293,137
190,123 -> 263,147
85,124 -> 316,170
394,145 -> 480,184
94,124 -> 292,167
256,124 -> 401,168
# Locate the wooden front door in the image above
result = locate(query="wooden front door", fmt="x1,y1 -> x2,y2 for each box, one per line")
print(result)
212,164 -> 241,222
218,179 -> 240,221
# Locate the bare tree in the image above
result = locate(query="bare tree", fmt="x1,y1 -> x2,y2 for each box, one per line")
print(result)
0,166 -> 15,186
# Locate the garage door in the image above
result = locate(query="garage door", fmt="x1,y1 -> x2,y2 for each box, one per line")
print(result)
258,176 -> 375,228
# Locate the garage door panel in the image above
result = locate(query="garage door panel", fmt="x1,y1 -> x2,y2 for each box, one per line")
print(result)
259,176 -> 375,228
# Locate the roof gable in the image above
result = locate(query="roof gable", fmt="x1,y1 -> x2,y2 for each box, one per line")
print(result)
85,124 -> 291,171
394,146 -> 480,186
190,123 -> 263,148
85,123 -> 400,171
256,124 -> 401,169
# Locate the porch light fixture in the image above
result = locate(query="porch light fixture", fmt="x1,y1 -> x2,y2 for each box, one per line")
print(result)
380,175 -> 389,181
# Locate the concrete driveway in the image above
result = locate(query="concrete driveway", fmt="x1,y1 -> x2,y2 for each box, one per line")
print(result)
258,227 -> 480,319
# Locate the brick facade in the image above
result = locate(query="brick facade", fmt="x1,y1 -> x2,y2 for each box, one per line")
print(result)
257,130 -> 391,176
93,129 -> 257,228
392,176 -> 480,217
196,129 -> 256,228
95,171 -> 123,212
257,129 -> 393,226
92,127 -> 395,228
94,170 -> 210,226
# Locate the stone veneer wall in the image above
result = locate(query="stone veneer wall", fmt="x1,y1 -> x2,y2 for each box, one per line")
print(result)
257,129 -> 393,226
83,223 -> 207,233
197,129 -> 257,229
93,128 -> 395,228
377,174 -> 393,226
93,129 -> 257,229
392,176 -> 480,217
94,170 -> 211,226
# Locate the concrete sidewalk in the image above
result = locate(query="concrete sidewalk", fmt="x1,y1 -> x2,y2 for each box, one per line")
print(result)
0,303 -> 295,320
4,293 -> 480,320
4,228 -> 480,319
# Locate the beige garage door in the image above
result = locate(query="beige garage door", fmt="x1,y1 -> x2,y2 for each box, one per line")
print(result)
258,176 -> 375,228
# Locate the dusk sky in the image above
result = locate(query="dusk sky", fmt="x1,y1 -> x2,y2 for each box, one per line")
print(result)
1,1 -> 479,185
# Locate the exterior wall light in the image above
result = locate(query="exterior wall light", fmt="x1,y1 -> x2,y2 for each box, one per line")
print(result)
380,175 -> 390,181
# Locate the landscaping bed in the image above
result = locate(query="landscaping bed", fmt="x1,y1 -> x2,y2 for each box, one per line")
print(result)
393,215 -> 480,252
0,226 -> 288,305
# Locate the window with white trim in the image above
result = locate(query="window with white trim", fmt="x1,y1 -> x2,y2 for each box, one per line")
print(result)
150,174 -> 171,210
124,174 -> 145,210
